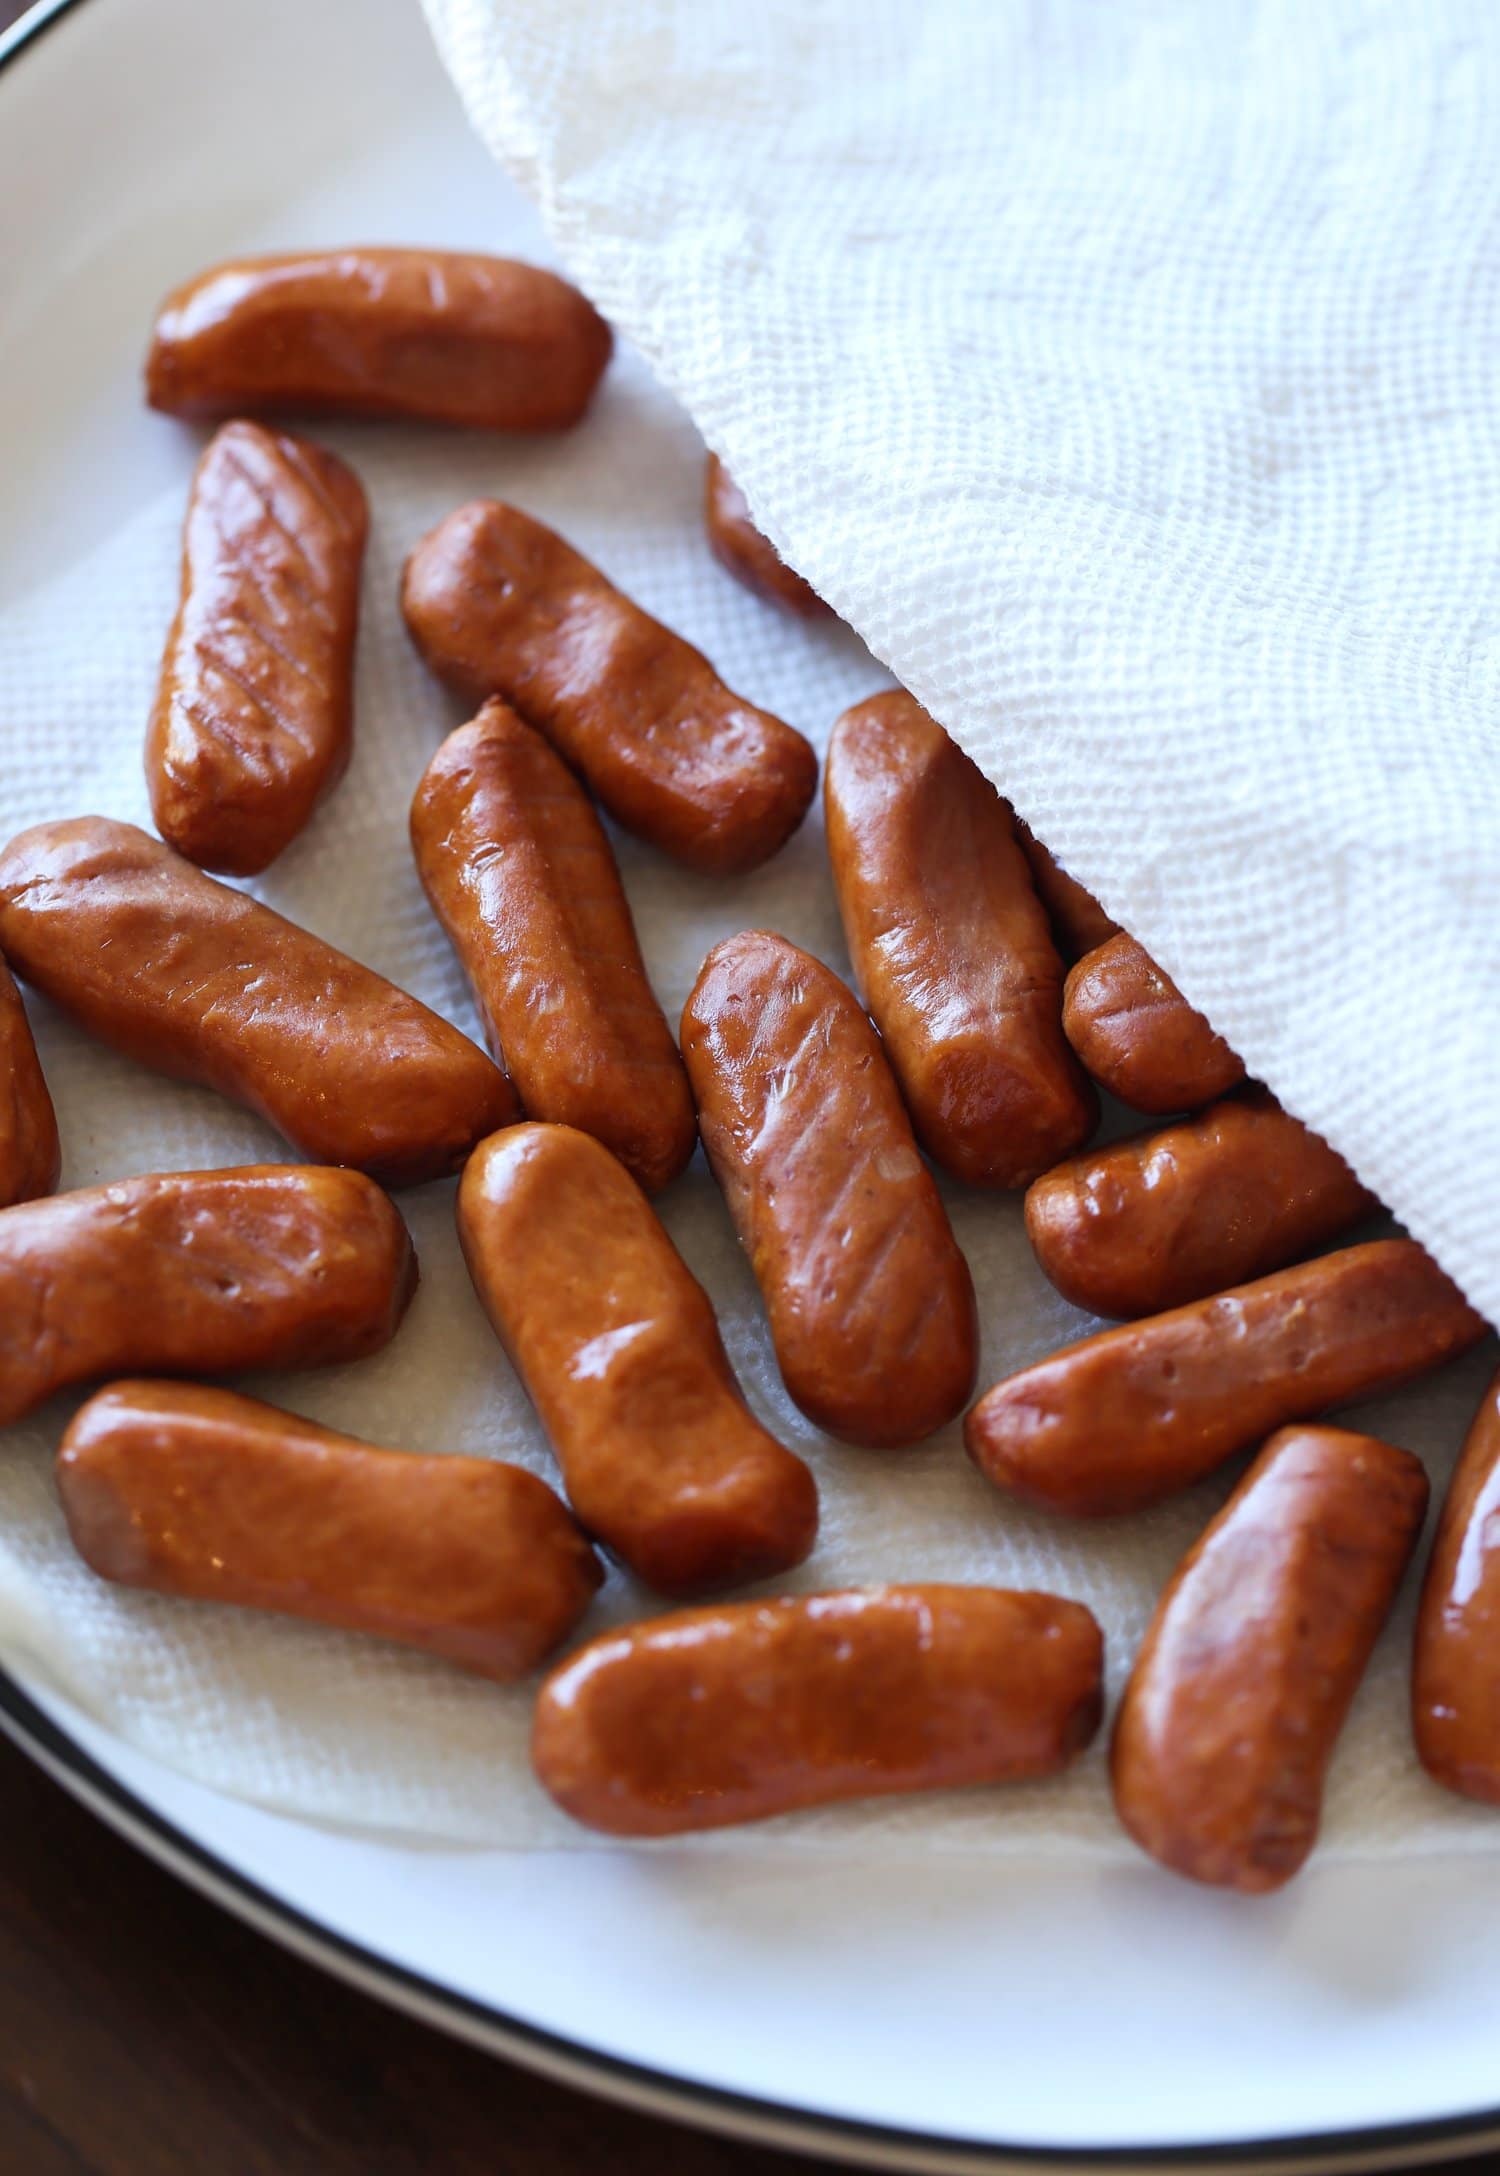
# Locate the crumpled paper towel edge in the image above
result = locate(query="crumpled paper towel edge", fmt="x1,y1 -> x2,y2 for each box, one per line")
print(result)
416,0 -> 1500,1337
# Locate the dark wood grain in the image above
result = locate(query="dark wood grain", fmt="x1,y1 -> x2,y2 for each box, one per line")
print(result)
2,1729 -> 1498,2176
0,1731 -> 841,2176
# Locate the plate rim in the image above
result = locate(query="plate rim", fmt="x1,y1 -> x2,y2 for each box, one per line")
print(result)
2,3 -> 1500,2169
3,1671 -> 1499,2176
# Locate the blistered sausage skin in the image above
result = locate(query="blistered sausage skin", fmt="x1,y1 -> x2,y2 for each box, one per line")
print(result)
457,1123 -> 817,1596
59,1382 -> 599,1680
0,818 -> 515,1187
401,501 -> 818,876
681,931 -> 978,1447
146,249 -> 612,430
825,693 -> 1096,1188
1011,819 -> 1121,961
1063,933 -> 1244,1113
1412,1366 -> 1500,1804
533,1585 -> 1104,1836
0,954 -> 59,1209
147,420 -> 367,876
1025,1088 -> 1378,1319
703,455 -> 830,618
411,702 -> 695,1194
965,1239 -> 1484,1517
1112,1425 -> 1428,1892
0,1165 -> 414,1426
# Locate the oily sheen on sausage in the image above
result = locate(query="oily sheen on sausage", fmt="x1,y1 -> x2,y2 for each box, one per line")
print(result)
411,700 -> 695,1193
59,1381 -> 600,1679
1024,1088 -> 1377,1318
1062,933 -> 1244,1113
681,930 -> 978,1447
0,1164 -> 414,1425
147,419 -> 367,875
1112,1425 -> 1428,1891
825,691 -> 1095,1187
533,1585 -> 1104,1835
457,1123 -> 817,1595
0,954 -> 59,1209
146,249 -> 612,430
0,817 -> 515,1186
965,1238 -> 1484,1516
402,500 -> 817,875
1412,1366 -> 1500,1804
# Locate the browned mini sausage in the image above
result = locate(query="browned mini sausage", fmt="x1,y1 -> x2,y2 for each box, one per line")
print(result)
533,1585 -> 1104,1836
681,931 -> 977,1447
825,693 -> 1096,1187
1112,1425 -> 1428,1891
411,702 -> 695,1194
0,953 -> 59,1209
1025,1088 -> 1377,1318
146,249 -> 612,430
1063,933 -> 1244,1113
147,420 -> 367,876
457,1123 -> 817,1595
0,1164 -> 414,1426
1412,1366 -> 1500,1804
703,454 -> 830,618
59,1381 -> 600,1679
402,501 -> 817,875
1010,818 -> 1121,960
965,1238 -> 1484,1516
0,818 -> 515,1187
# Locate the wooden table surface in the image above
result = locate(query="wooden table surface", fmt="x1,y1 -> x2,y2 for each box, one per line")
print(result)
3,2 -> 1500,2170
1,1728 -> 1495,2176
0,1728 -> 849,2176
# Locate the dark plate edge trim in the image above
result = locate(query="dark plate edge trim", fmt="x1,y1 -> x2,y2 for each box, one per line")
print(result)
4,1673 -> 1498,2176
0,0 -> 88,66
2,3 -> 1500,2169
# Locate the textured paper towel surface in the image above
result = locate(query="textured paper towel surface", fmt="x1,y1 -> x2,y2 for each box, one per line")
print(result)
423,0 -> 1500,1338
0,12 -> 1496,1857
0,350 -> 1494,1859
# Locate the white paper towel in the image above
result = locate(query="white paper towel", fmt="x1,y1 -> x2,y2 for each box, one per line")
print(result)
422,0 -> 1500,1334
0,0 -> 1494,1858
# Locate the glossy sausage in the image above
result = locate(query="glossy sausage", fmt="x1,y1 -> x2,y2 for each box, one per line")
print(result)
533,1585 -> 1104,1836
1063,933 -> 1244,1113
146,249 -> 612,430
0,817 -> 515,1187
0,1164 -> 414,1426
1011,818 -> 1121,960
703,454 -> 830,618
681,931 -> 977,1447
1024,1088 -> 1377,1318
1412,1366 -> 1500,1804
965,1238 -> 1484,1516
457,1123 -> 817,1595
0,953 -> 59,1208
59,1381 -> 600,1679
825,692 -> 1096,1187
410,701 -> 695,1194
147,420 -> 367,876
1112,1424 -> 1428,1891
402,501 -> 818,875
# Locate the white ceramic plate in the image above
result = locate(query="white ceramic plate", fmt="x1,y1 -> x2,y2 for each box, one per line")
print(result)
3,1 -> 1500,2166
